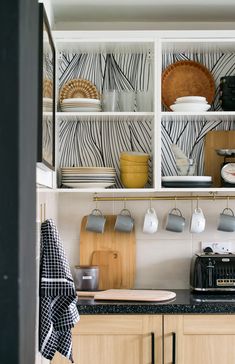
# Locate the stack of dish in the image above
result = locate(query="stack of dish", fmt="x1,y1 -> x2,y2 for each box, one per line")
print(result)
161,176 -> 212,188
61,98 -> 101,112
170,96 -> 211,112
60,79 -> 101,112
120,152 -> 150,188
43,97 -> 53,112
61,167 -> 116,188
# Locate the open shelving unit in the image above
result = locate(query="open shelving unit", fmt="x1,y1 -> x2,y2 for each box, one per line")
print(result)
46,30 -> 235,193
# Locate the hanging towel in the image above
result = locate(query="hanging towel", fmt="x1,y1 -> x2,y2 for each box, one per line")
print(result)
39,219 -> 80,362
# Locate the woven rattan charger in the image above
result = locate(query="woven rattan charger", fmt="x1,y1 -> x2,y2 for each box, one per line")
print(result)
43,79 -> 53,98
162,60 -> 215,110
59,79 -> 100,105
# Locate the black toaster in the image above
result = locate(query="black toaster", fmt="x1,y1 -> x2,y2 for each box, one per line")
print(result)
190,253 -> 235,292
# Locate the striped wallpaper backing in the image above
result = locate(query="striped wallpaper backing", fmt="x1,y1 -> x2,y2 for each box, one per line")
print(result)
58,49 -> 235,186
59,117 -> 152,188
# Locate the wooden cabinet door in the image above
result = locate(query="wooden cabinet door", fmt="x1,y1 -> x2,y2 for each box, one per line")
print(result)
164,315 -> 235,364
52,315 -> 162,364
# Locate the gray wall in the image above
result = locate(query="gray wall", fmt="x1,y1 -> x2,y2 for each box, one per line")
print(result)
0,0 -> 38,363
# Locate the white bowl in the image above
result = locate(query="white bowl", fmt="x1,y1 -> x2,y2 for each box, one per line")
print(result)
170,103 -> 211,112
175,96 -> 207,104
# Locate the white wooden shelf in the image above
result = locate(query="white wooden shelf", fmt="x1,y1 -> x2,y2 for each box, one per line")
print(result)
161,111 -> 235,117
55,188 -> 156,193
42,187 -> 235,193
57,112 -> 154,118
161,187 -> 235,192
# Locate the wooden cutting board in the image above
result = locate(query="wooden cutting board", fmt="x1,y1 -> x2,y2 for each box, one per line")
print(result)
91,250 -> 122,290
94,289 -> 176,302
204,131 -> 235,187
79,215 -> 136,289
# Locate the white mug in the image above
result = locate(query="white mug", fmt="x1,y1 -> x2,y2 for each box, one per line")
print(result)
190,207 -> 206,233
143,207 -> 158,234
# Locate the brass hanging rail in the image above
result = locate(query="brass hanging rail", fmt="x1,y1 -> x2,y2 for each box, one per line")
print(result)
93,194 -> 235,202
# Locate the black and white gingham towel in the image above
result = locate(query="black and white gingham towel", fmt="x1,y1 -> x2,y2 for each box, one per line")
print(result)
39,219 -> 80,362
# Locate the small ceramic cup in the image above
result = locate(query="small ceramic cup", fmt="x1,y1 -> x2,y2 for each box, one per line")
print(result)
143,207 -> 158,234
114,208 -> 134,233
217,208 -> 235,232
165,208 -> 185,233
190,207 -> 206,233
85,209 -> 106,233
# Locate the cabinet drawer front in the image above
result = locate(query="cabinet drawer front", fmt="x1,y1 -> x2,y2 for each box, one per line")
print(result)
183,315 -> 235,335
73,315 -> 144,334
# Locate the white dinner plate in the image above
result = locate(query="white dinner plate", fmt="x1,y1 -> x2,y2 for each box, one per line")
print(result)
61,107 -> 101,112
61,167 -> 115,171
162,176 -> 212,182
61,177 -> 115,180
62,98 -> 101,104
43,97 -> 53,103
61,175 -> 115,178
62,182 -> 115,188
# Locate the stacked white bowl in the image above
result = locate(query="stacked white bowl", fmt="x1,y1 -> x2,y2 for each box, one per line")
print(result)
170,96 -> 211,112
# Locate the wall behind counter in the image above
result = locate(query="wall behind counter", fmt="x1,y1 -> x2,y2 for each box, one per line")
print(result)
57,193 -> 235,290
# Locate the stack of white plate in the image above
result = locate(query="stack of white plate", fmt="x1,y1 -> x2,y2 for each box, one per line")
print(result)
61,167 -> 116,188
43,97 -> 53,112
170,96 -> 211,112
161,176 -> 212,188
61,98 -> 101,112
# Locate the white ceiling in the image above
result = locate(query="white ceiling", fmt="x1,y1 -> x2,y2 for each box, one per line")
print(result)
51,0 -> 235,23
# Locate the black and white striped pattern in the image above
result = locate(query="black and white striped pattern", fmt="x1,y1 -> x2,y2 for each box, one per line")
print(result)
58,51 -> 152,93
59,117 -> 152,188
42,116 -> 53,165
43,52 -> 53,80
162,116 -> 235,176
39,219 -> 80,362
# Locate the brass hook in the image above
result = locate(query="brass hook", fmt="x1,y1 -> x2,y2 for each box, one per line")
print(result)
124,198 -> 127,209
174,196 -> 177,209
227,196 -> 229,209
196,196 -> 199,210
94,193 -> 98,210
149,198 -> 152,209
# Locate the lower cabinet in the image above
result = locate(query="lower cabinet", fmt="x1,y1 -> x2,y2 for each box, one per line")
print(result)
164,315 -> 235,364
51,315 -> 162,364
51,314 -> 235,364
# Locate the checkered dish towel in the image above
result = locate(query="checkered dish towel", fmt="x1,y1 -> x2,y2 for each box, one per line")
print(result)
39,219 -> 80,362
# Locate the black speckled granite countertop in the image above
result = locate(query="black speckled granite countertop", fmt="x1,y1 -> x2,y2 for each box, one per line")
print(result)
77,290 -> 235,314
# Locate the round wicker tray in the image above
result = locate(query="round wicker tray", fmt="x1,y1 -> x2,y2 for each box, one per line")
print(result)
162,60 -> 215,110
43,79 -> 53,98
60,79 -> 100,104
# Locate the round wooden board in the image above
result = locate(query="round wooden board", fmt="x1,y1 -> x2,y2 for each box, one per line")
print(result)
162,60 -> 215,110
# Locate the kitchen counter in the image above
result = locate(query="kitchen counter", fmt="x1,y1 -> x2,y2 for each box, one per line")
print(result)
77,289 -> 235,314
